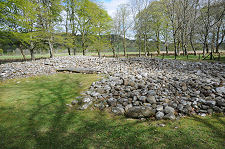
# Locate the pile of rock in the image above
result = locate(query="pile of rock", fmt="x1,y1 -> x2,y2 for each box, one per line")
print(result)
1,55 -> 225,120
74,72 -> 225,119
1,56 -> 225,81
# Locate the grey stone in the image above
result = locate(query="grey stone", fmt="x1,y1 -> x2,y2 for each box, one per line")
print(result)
178,104 -> 184,111
216,87 -> 225,94
156,112 -> 164,120
71,100 -> 79,105
107,98 -> 117,107
97,88 -> 105,94
200,113 -> 206,117
128,81 -> 136,87
125,104 -> 133,112
125,106 -> 155,118
57,67 -> 100,74
207,109 -> 213,114
139,96 -> 147,102
156,105 -> 164,111
80,101 -> 93,110
182,85 -> 187,91
217,99 -> 225,107
164,106 -> 175,114
164,113 -> 176,120
186,105 -> 193,111
112,107 -> 125,115
147,96 -> 156,104
205,100 -> 216,107
201,105 -> 209,110
133,101 -> 140,106
147,90 -> 156,96
82,97 -> 92,103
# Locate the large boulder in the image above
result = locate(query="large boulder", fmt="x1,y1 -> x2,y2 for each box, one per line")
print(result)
125,106 -> 155,118
112,107 -> 125,115
57,67 -> 100,74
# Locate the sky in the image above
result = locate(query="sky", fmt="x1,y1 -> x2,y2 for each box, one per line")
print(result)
99,0 -> 129,17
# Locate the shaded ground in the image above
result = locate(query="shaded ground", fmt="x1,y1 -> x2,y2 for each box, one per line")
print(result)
0,74 -> 224,149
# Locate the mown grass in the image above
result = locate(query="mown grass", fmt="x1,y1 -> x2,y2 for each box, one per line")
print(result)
0,52 -> 143,60
0,53 -> 69,60
155,54 -> 225,63
0,73 -> 225,149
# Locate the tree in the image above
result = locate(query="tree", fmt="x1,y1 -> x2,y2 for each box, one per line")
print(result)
89,6 -> 112,57
135,4 -> 151,56
37,0 -> 63,58
114,4 -> 131,56
147,1 -> 166,54
0,0 -> 39,60
129,0 -> 150,56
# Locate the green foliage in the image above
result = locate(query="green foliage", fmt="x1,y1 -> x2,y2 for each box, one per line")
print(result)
0,49 -> 3,55
1,0 -> 113,57
69,0 -> 112,54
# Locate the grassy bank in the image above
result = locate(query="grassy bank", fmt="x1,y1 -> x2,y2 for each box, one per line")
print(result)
0,74 -> 224,149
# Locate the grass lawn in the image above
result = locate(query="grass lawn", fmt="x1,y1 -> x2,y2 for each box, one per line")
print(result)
0,53 -> 69,60
0,73 -> 224,149
155,54 -> 225,63
0,52 -> 142,60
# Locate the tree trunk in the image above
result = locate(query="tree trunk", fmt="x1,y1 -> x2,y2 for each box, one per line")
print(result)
73,48 -> 76,55
177,40 -> 180,56
19,44 -> 26,60
138,35 -> 141,57
98,50 -> 101,58
165,45 -> 168,55
82,49 -> 85,56
30,49 -> 35,61
215,24 -> 225,53
144,34 -> 147,56
82,45 -> 86,56
173,34 -> 177,57
181,31 -> 185,56
206,43 -> 209,53
123,33 -> 126,56
30,40 -> 35,60
211,31 -> 215,53
184,44 -> 187,56
203,27 -> 209,56
138,47 -> 141,57
156,31 -> 160,55
190,35 -> 196,55
112,47 -> 116,57
68,48 -> 71,55
215,26 -> 220,53
48,36 -> 54,58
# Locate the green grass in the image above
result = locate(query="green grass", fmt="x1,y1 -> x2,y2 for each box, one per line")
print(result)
0,53 -> 69,60
155,54 -> 225,63
0,52 -> 143,60
0,74 -> 225,149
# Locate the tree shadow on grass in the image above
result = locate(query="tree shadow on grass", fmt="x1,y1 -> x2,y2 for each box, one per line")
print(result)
191,115 -> 225,147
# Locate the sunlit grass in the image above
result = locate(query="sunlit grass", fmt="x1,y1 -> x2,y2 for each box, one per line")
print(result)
155,54 -> 225,63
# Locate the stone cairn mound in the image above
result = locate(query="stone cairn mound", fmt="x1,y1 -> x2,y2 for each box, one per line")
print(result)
0,55 -> 224,120
74,72 -> 225,120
